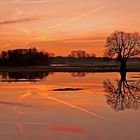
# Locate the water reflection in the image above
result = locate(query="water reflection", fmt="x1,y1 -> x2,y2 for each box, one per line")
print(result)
0,72 -> 89,82
0,72 -> 52,82
0,72 -> 140,139
103,77 -> 140,111
52,88 -> 85,91
0,101 -> 32,107
71,72 -> 87,77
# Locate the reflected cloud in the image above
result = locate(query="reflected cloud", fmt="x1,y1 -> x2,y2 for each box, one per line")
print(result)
48,96 -> 105,120
17,123 -> 24,134
52,88 -> 85,91
48,125 -> 87,133
0,122 -> 87,134
103,78 -> 140,111
131,74 -> 140,79
0,121 -> 49,126
0,101 -> 32,108
19,91 -> 32,100
16,110 -> 25,116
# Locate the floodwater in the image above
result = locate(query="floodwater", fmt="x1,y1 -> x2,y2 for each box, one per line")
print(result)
0,72 -> 140,140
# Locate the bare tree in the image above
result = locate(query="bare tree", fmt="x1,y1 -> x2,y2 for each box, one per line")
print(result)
104,31 -> 140,80
68,50 -> 96,58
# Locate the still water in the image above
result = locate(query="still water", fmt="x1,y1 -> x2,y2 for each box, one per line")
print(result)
0,72 -> 140,140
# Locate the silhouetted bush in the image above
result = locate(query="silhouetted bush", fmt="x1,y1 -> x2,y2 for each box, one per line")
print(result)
0,48 -> 51,66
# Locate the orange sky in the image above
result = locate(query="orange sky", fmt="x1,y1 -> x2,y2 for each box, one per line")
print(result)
0,0 -> 139,56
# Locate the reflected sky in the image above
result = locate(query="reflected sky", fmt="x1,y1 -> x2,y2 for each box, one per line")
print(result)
0,72 -> 140,140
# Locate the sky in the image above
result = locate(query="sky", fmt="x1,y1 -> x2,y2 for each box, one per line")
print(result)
0,0 -> 139,56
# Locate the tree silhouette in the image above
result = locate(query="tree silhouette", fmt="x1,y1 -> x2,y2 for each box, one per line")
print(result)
104,31 -> 140,80
0,48 -> 51,66
68,50 -> 96,58
103,78 -> 140,111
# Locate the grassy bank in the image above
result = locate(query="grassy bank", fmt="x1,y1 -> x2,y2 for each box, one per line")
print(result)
0,64 -> 140,72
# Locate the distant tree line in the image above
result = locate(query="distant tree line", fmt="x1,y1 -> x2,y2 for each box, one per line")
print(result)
0,48 -> 51,66
68,50 -> 96,58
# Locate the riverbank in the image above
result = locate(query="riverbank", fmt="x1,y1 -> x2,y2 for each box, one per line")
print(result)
0,64 -> 140,72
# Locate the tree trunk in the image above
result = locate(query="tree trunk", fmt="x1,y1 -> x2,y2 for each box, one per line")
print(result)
120,71 -> 126,81
120,61 -> 126,81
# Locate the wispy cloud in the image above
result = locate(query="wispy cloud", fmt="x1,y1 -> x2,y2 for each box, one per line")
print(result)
12,8 -> 33,34
60,36 -> 106,43
13,8 -> 24,20
0,43 -> 11,48
48,5 -> 108,29
0,0 -> 54,4
0,17 -> 41,25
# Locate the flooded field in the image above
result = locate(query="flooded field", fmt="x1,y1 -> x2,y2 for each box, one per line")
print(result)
0,72 -> 140,140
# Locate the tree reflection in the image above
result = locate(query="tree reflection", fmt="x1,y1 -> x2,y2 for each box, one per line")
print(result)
103,76 -> 140,111
0,72 -> 52,82
71,72 -> 87,77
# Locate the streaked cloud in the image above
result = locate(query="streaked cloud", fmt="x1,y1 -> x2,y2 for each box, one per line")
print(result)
0,43 -> 11,48
48,5 -> 108,29
60,35 -> 106,43
0,17 -> 41,25
0,0 -> 54,4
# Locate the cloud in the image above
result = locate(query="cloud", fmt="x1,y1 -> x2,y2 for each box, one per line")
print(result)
13,8 -> 24,20
0,43 -> 11,48
0,0 -> 54,4
48,4 -> 108,29
60,36 -> 106,43
0,17 -> 41,25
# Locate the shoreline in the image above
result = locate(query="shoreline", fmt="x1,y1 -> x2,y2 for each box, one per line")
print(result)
0,65 -> 140,72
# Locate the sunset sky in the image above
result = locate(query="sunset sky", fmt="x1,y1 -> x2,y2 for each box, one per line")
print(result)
0,0 -> 139,56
